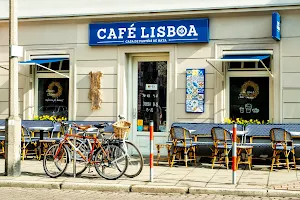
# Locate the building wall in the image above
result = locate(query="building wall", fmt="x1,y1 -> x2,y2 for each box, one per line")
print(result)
281,11 -> 300,123
0,11 -> 297,122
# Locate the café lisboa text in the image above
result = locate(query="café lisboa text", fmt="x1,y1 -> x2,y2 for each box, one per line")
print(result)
96,24 -> 199,41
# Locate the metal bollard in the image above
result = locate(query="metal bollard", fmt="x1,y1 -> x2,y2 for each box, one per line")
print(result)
73,127 -> 76,178
232,123 -> 237,184
149,120 -> 154,182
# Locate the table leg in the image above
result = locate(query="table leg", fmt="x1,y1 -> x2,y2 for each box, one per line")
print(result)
39,130 -> 44,160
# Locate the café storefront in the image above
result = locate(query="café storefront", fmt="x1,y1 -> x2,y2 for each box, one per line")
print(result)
0,9 -> 295,154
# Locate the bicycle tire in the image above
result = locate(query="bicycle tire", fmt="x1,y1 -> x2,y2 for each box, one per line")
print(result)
94,144 -> 128,180
64,139 -> 89,176
43,144 -> 69,178
122,141 -> 144,178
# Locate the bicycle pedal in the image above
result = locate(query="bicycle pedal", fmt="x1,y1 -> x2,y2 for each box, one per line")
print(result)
88,170 -> 94,173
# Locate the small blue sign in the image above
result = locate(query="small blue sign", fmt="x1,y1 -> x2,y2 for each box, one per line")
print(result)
89,18 -> 209,46
272,12 -> 281,41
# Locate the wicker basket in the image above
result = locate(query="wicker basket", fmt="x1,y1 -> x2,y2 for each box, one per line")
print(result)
112,121 -> 131,139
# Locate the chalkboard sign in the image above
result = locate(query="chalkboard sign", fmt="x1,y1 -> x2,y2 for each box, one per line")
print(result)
229,77 -> 269,121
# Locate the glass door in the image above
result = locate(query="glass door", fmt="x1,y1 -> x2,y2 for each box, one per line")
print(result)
132,56 -> 168,154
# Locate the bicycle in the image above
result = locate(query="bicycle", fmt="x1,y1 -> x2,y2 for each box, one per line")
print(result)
43,122 -> 128,180
95,115 -> 144,178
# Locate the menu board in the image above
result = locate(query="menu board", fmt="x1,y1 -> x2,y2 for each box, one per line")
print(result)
230,77 -> 269,121
38,78 -> 69,117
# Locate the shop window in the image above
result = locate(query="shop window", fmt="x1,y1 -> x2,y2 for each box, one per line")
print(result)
35,59 -> 70,72
227,56 -> 271,71
137,61 -> 167,132
38,78 -> 69,118
229,77 -> 269,121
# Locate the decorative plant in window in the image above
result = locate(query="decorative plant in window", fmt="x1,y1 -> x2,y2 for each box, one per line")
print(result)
224,118 -> 271,126
33,115 -> 67,122
88,71 -> 103,111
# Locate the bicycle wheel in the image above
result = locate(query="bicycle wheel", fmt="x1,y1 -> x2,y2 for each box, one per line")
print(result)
122,141 -> 144,178
43,144 -> 69,178
65,139 -> 89,176
94,144 -> 128,180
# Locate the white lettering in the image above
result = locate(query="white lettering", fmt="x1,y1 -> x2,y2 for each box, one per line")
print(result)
157,26 -> 165,37
118,28 -> 126,39
107,28 -> 117,39
128,27 -> 136,38
187,25 -> 198,36
167,26 -> 176,37
97,29 -> 106,39
176,25 -> 187,37
141,27 -> 149,38
150,27 -> 156,38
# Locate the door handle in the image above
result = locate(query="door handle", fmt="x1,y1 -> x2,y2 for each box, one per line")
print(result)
133,108 -> 137,119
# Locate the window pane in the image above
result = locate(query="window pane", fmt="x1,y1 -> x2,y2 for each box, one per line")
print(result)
50,61 -> 60,70
243,62 -> 255,68
229,62 -> 241,69
258,57 -> 270,69
229,77 -> 269,121
61,60 -> 70,70
38,78 -> 69,118
137,61 -> 167,132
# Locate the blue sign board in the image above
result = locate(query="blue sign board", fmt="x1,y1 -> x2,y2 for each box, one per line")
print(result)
89,18 -> 209,46
272,12 -> 281,41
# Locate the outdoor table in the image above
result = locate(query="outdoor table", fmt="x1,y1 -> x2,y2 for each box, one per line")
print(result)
290,132 -> 300,138
27,127 -> 54,140
230,130 -> 248,144
27,127 -> 54,160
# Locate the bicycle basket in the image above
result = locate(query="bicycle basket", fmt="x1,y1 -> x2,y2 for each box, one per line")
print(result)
112,121 -> 131,139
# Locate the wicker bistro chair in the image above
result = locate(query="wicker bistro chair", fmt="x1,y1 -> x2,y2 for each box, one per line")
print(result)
170,126 -> 198,167
211,127 -> 232,169
21,126 -> 40,160
270,128 -> 296,171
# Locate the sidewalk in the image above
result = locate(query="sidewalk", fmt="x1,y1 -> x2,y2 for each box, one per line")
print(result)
0,159 -> 300,197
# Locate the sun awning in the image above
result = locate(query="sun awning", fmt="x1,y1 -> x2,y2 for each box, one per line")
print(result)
19,58 -> 69,78
206,54 -> 273,78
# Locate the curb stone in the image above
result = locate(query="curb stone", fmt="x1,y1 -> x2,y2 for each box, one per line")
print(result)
267,189 -> 300,198
189,187 -> 268,197
0,180 -> 60,189
1,179 -> 300,198
131,185 -> 188,194
61,182 -> 131,192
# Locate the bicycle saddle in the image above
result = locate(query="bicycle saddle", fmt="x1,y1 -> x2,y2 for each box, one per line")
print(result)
75,124 -> 92,131
94,124 -> 106,129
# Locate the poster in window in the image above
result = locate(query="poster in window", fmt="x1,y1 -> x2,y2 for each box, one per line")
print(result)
38,78 -> 69,117
186,69 -> 205,113
230,77 -> 269,121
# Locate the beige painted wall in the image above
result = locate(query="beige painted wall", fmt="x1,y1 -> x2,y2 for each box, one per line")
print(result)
0,11 -> 297,123
281,12 -> 300,123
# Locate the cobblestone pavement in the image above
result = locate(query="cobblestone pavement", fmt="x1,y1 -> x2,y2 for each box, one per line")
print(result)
0,187 -> 299,200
